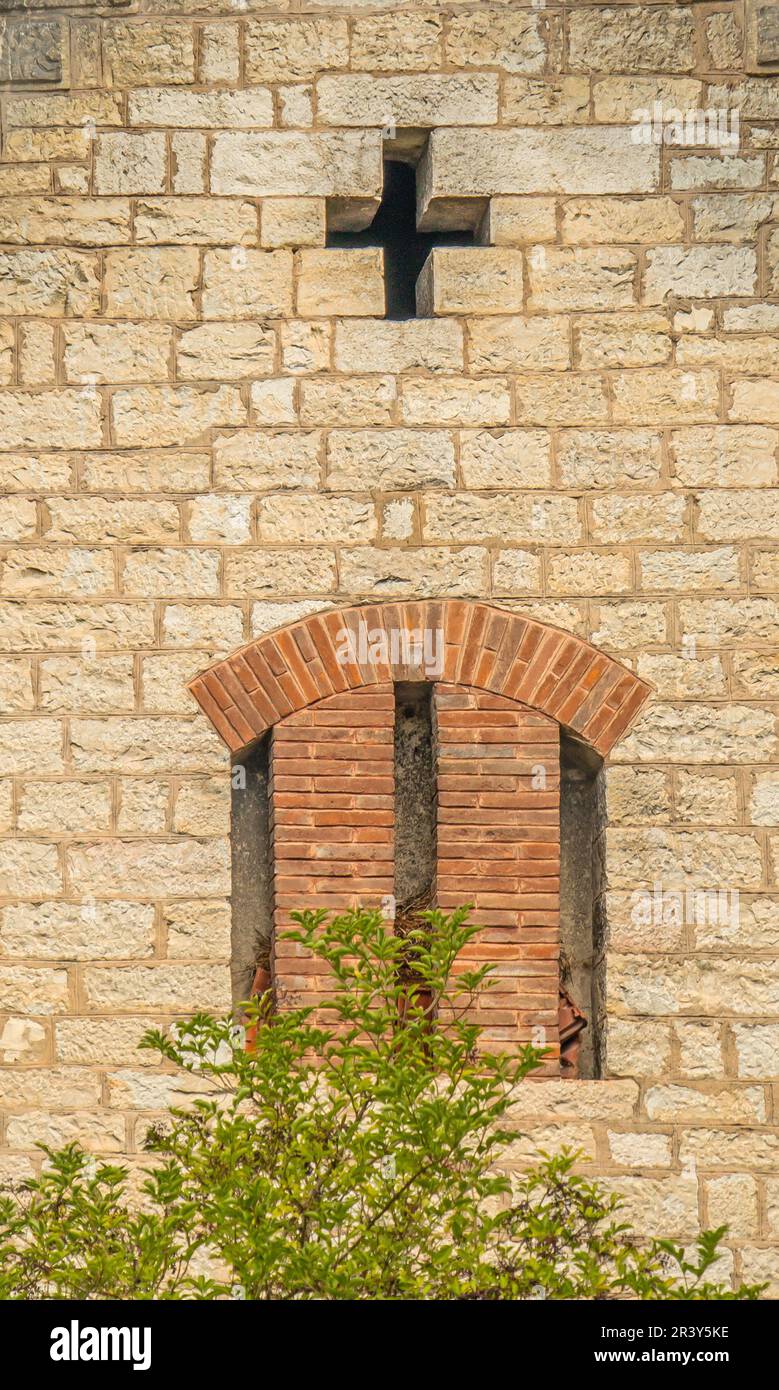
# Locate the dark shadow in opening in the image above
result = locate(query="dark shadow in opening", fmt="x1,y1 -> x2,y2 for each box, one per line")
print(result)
560,734 -> 607,1079
230,735 -> 273,1006
327,160 -> 474,320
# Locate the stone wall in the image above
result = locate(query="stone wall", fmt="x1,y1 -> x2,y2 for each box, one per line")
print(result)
1,0 -> 778,1292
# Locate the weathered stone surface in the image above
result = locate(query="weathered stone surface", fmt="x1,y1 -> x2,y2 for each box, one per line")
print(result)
103,21 -> 195,87
162,603 -> 243,648
95,133 -> 166,196
459,430 -> 551,489
557,430 -> 662,488
63,323 -> 171,385
576,311 -> 671,368
334,319 -> 463,374
612,369 -> 720,424
104,249 -> 199,320
527,247 -> 636,312
214,430 -> 321,490
70,718 -> 225,774
122,548 -> 220,599
261,198 -> 324,250
483,197 -> 556,245
610,955 -> 779,1017
568,7 -> 695,72
514,373 -> 607,426
592,75 -> 703,121
111,385 -> 245,447
0,250 -> 99,317
245,17 -> 348,82
0,841 -> 61,897
644,247 -> 756,302
402,377 -> 512,427
467,315 -> 568,371
693,193 -> 777,242
202,249 -> 293,319
0,197 -> 130,247
591,493 -> 686,543
445,9 -> 546,73
490,550 -> 542,595
670,154 -> 765,191
639,548 -> 740,592
177,324 -> 275,381
351,12 -> 442,70
613,704 -> 778,764
83,963 -> 228,1013
326,429 -> 454,491
338,546 -> 488,599
606,1019 -> 671,1078
608,1131 -> 673,1168
503,76 -> 589,125
1,546 -> 114,599
39,655 -> 134,713
296,249 -> 384,317
646,1084 -> 765,1124
424,493 -> 580,544
1,901 -> 153,961
69,837 -> 230,899
317,74 -> 498,127
135,197 -> 257,247
564,195 -> 685,245
0,17 -> 65,85
6,1112 -> 126,1154
256,495 -> 375,544
548,549 -> 632,595
697,489 -> 779,541
129,88 -> 273,129
590,599 -> 668,649
0,390 -> 101,449
211,132 -> 382,198
419,129 -> 659,207
224,549 -> 337,597
671,426 -> 777,486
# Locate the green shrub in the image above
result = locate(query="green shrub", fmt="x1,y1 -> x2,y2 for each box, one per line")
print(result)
0,907 -> 762,1300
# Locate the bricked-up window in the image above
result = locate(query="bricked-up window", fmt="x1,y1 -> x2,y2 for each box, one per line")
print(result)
327,159 -> 474,319
190,602 -> 652,1079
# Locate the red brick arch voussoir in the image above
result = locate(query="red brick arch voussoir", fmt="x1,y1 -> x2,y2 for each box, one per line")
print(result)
188,600 -> 652,759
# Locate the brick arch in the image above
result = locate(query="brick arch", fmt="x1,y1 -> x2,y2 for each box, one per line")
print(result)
188,600 -> 651,758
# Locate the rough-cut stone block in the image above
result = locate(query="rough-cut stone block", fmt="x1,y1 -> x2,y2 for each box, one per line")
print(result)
296,249 -> 384,317
326,429 -> 455,491
417,248 -> 524,316
129,88 -> 273,129
111,385 -> 245,448
202,249 -> 293,319
104,248 -> 199,321
0,197 -> 130,248
0,250 -> 99,318
63,323 -> 171,385
177,323 -> 275,381
94,133 -> 166,196
211,131 -> 382,199
527,246 -> 636,313
245,18 -> 349,82
102,21 -> 195,87
316,74 -> 498,127
568,6 -> 695,72
134,197 -> 257,247
419,129 -> 659,226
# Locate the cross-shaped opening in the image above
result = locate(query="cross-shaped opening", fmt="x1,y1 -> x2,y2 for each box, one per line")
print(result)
326,159 -> 475,321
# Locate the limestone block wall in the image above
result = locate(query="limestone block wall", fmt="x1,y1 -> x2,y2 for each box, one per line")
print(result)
0,0 -> 778,1292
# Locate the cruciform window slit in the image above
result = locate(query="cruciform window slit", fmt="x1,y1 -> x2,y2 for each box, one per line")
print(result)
326,159 -> 475,321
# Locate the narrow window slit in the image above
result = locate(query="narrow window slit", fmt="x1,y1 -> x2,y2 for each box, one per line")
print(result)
230,735 -> 273,1009
393,682 -> 437,1021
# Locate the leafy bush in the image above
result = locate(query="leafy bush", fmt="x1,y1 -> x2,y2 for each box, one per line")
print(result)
0,907 -> 762,1300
